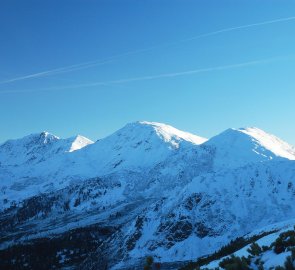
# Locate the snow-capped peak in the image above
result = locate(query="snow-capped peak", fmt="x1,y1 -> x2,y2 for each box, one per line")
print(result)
75,121 -> 207,173
237,127 -> 295,160
21,131 -> 59,145
0,132 -> 92,166
204,127 -> 295,168
66,135 -> 93,152
0,131 -> 59,152
98,121 -> 207,150
138,121 -> 207,146
38,131 -> 60,142
0,131 -> 60,166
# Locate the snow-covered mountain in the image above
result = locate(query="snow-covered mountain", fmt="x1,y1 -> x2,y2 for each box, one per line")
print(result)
0,131 -> 93,166
204,127 -> 295,168
0,121 -> 207,209
72,121 -> 207,173
0,122 -> 294,270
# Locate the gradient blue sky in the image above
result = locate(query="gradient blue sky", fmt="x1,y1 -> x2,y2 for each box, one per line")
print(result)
1,0 -> 295,144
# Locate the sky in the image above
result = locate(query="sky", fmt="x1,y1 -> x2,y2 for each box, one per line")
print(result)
1,0 -> 295,144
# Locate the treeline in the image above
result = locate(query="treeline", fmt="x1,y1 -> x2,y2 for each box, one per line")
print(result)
180,230 -> 277,270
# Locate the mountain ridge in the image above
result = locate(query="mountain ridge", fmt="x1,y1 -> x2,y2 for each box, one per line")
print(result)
0,121 -> 295,269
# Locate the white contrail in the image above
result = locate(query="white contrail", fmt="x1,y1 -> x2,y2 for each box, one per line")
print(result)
182,16 -> 295,41
0,59 -> 116,84
0,47 -> 156,85
0,56 -> 284,94
51,56 -> 281,87
0,16 -> 294,86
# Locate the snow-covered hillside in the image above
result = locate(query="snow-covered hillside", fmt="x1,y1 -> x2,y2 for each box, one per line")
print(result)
0,122 -> 295,270
197,219 -> 295,270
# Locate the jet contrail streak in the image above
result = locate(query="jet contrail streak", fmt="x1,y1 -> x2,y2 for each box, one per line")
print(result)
0,56 -> 284,94
49,57 -> 278,87
0,47 -> 158,85
1,15 -> 294,85
0,59 -> 116,84
182,16 -> 295,41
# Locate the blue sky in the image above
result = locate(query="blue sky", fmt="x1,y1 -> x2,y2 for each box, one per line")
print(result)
1,1 -> 295,144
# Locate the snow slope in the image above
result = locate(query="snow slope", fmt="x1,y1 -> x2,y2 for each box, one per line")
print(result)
202,219 -> 295,269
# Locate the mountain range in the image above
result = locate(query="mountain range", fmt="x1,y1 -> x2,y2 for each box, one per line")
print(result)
1,121 -> 295,269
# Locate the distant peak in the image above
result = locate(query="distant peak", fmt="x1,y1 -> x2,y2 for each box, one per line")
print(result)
67,135 -> 93,152
238,126 -> 261,131
234,127 -> 268,134
206,126 -> 295,163
238,126 -> 272,135
122,121 -> 164,129
14,131 -> 60,145
121,121 -> 207,145
40,131 -> 50,136
69,134 -> 92,141
213,127 -> 276,138
138,121 -> 171,127
39,131 -> 59,140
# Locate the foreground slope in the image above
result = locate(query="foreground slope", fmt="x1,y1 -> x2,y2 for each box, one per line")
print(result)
0,122 -> 295,270
189,219 -> 295,270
